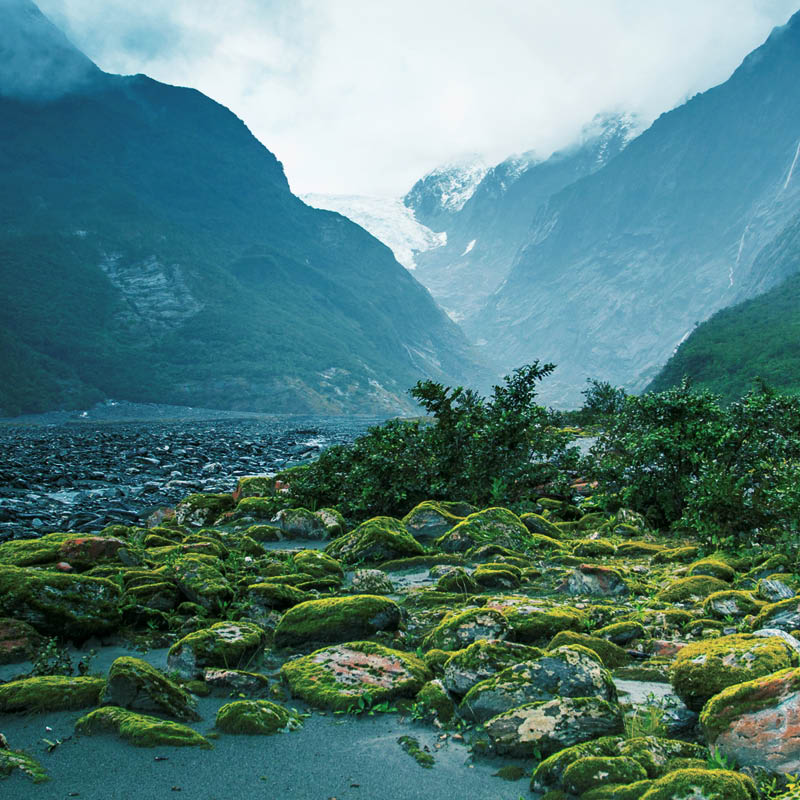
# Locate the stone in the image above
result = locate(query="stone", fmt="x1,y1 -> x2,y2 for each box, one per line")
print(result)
483,596 -> 585,644
422,608 -> 509,651
75,706 -> 211,748
559,564 -> 628,596
167,621 -> 267,679
215,699 -> 302,734
325,517 -> 423,565
754,598 -> 800,633
758,577 -> 796,603
0,675 -> 105,712
436,507 -> 533,553
401,501 -> 464,542
174,493 -> 234,527
350,569 -> 394,594
703,590 -> 760,620
281,641 -> 431,710
637,769 -> 757,800
270,507 -> 329,540
170,556 -> 233,611
0,617 -> 43,664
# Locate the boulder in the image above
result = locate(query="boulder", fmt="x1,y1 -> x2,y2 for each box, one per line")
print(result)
167,621 -> 267,679
435,507 -> 532,553
483,596 -> 585,644
422,608 -> 509,651
174,493 -> 234,527
0,617 -> 43,664
270,508 -> 329,540
0,675 -> 105,712
215,699 -> 302,734
754,597 -> 800,633
350,569 -> 394,594
559,564 -> 628,596
401,501 -> 464,542
325,517 -> 423,565
75,706 -> 210,748
637,769 -> 757,800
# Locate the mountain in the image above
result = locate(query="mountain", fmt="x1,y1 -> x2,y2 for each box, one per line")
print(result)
0,1 -> 486,417
471,11 -> 800,406
649,224 -> 800,402
301,194 -> 445,270
409,114 -> 640,322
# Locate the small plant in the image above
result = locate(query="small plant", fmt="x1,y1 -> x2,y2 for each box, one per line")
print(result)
30,638 -> 73,677
706,746 -> 737,771
624,698 -> 666,739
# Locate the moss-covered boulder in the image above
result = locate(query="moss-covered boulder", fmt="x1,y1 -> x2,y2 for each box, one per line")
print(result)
167,621 -> 267,679
175,493 -> 234,527
757,576 -> 796,603
596,620 -> 647,646
0,747 -> 48,784
703,590 -> 761,620
520,512 -> 563,539
273,595 -> 401,649
560,564 -> 629,597
616,542 -> 665,558
0,617 -> 43,664
688,559 -> 736,583
281,640 -> 430,711
460,644 -> 616,723
414,679 -> 455,722
169,556 -> 232,611
0,532 -> 126,569
292,550 -> 344,580
234,475 -> 275,500
102,656 -> 199,721
484,695 -> 623,757
573,539 -> 617,558
435,567 -> 479,594
701,666 -> 800,774
270,507 -> 329,540
325,517 -> 423,565
402,501 -> 464,542
246,582 -> 312,623
637,769 -> 757,800
754,597 -> 800,632
442,639 -> 544,696
548,631 -> 629,668
472,564 -> 521,590
76,706 -> 211,748
669,633 -> 798,711
484,597 -> 585,644
422,607 -> 509,651
563,756 -> 648,795
350,569 -> 394,594
215,699 -> 302,734
656,575 -> 729,603
652,546 -> 700,564
436,507 -> 532,553
0,675 -> 105,712
0,565 -> 121,639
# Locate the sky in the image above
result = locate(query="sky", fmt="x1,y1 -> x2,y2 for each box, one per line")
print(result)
35,0 -> 800,196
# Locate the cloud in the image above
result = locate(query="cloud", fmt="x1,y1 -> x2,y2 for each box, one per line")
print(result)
35,0 -> 800,195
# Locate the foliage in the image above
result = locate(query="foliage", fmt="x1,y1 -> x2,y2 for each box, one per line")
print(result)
284,363 -> 579,519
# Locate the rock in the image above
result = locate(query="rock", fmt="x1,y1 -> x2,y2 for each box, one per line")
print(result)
102,656 -> 199,721
688,558 -> 736,582
483,597 -> 585,644
435,507 -> 533,553
75,706 -> 211,748
314,507 -> 346,537
435,567 -> 479,594
292,550 -> 344,580
246,582 -> 312,618
572,539 -> 617,558
484,695 -> 624,757
350,569 -> 394,594
0,747 -> 48,784
174,493 -> 234,527
758,577 -> 796,603
203,669 -> 269,693
414,679 -> 455,722
657,575 -> 729,603
0,617 -> 43,664
325,517 -> 423,564
472,564 -> 521,590
754,597 -> 800,632
563,756 -> 648,795
0,532 -> 125,569
0,565 -> 121,639
401,501 -> 464,542
596,620 -> 647,646
167,621 -> 267,679
233,476 -> 274,501
520,512 -> 562,538
422,608 -> 509,650
547,631 -> 629,668
442,639 -> 544,697
669,633 -> 798,711
0,675 -> 105,712
281,641 -> 430,710
270,507 -> 329,540
170,556 -> 233,611
637,769 -> 757,800
703,590 -> 761,619
752,628 -> 800,655
273,595 -> 401,649
559,564 -> 628,596
215,699 -> 302,734
460,645 -> 617,723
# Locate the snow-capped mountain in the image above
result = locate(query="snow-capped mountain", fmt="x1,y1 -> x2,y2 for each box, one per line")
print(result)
301,194 -> 445,270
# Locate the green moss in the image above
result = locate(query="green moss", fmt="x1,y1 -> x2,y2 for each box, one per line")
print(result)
473,565 -> 522,590
436,507 -> 533,553
581,782 -> 654,800
397,735 -> 434,768
175,493 -> 234,526
243,524 -> 283,542
702,590 -> 761,619
325,517 -> 423,565
281,640 -> 431,711
616,542 -> 665,558
273,595 -> 401,649
215,699 -> 302,735
485,598 -> 585,644
548,631 -> 629,668
669,633 -> 797,711
169,556 -> 233,611
229,496 -> 283,522
573,539 -> 617,558
436,567 -> 480,594
246,581 -> 312,612
102,656 -> 199,721
596,621 -> 647,645
422,607 -> 508,651
415,680 -> 455,722
492,765 -> 527,781
688,559 -> 736,583
638,768 -> 757,800
423,648 -> 454,674
652,546 -> 699,565
754,596 -> 800,629
563,756 -> 648,795
379,554 -> 465,571
401,501 -> 464,541
656,575 -> 729,603
292,550 -> 344,579
75,706 -> 211,748
0,675 -> 104,713
235,476 -> 275,499
0,749 -> 49,783
167,621 -> 267,678
520,512 -> 563,538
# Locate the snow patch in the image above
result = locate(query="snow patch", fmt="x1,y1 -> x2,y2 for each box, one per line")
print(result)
461,239 -> 476,256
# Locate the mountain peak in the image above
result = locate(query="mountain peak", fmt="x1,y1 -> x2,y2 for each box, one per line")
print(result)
0,0 -> 101,99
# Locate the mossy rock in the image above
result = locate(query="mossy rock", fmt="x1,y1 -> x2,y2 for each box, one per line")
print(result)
243,524 -> 284,543
596,620 -> 647,645
0,565 -> 121,639
656,575 -> 729,604
703,590 -> 761,620
436,507 -> 533,554
270,507 -> 329,539
563,755 -> 648,795
422,607 -> 509,651
246,582 -> 312,614
753,597 -> 800,632
102,656 -> 199,721
215,699 -> 302,734
548,631 -> 629,668
273,595 -> 401,649
234,476 -> 274,500
0,532 -> 126,570
485,597 -> 586,644
581,782 -> 654,800
520,512 -> 563,538
175,493 -> 234,527
473,565 -> 521,590
637,768 -> 757,800
281,640 -> 431,710
436,567 -> 480,594
169,556 -> 233,611
0,748 -> 48,783
748,554 -> 792,581
0,617 -> 43,664
0,675 -> 105,713
669,633 -> 798,711
292,550 -> 344,579
573,539 -> 617,558
167,621 -> 267,679
325,517 -> 423,565
401,501 -> 464,542
616,542 -> 665,558
688,559 -> 736,583
415,679 -> 455,722
442,639 -> 544,696
76,706 -> 211,748
652,546 -> 699,565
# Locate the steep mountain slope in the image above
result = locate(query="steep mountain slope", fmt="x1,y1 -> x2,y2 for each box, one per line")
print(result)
0,1 -> 485,417
409,114 -> 640,322
471,11 -> 800,406
649,218 -> 800,401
